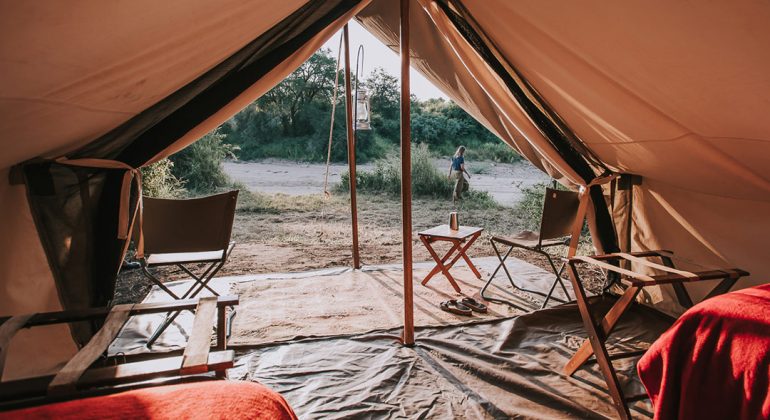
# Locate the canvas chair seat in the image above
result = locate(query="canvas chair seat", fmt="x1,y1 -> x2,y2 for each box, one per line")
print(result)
492,231 -> 568,250
146,247 -> 233,266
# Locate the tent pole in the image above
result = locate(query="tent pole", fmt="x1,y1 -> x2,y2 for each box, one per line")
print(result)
400,0 -> 415,346
343,24 -> 361,269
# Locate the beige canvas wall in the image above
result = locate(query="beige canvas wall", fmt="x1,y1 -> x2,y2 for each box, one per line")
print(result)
460,0 -> 770,312
0,0 -> 371,379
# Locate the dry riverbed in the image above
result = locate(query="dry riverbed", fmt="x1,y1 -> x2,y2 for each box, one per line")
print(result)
222,158 -> 549,207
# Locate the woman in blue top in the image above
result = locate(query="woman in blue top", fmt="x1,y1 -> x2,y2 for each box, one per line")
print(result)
448,145 -> 471,202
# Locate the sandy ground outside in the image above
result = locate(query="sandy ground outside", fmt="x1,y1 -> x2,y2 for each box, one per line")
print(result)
223,158 -> 549,207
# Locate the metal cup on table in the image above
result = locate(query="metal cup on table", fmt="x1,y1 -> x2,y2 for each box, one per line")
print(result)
449,212 -> 459,230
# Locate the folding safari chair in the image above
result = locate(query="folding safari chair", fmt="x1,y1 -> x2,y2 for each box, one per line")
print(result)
136,190 -> 239,346
481,187 -> 581,309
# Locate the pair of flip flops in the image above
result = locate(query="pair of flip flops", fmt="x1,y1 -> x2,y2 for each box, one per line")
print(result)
440,297 -> 488,316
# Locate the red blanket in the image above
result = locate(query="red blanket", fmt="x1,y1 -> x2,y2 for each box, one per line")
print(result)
638,283 -> 770,420
0,380 -> 297,420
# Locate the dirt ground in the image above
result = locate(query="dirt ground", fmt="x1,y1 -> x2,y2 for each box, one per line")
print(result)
115,190 -> 604,305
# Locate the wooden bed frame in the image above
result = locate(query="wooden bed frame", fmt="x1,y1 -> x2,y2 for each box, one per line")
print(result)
0,295 -> 238,409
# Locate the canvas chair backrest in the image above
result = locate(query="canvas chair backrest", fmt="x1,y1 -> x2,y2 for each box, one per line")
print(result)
138,190 -> 239,255
538,187 -> 581,242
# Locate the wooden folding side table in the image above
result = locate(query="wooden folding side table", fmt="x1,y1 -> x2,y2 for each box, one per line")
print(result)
418,225 -> 483,292
563,250 -> 749,419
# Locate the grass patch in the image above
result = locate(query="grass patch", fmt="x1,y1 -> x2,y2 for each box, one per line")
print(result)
468,142 -> 523,163
336,143 -> 497,207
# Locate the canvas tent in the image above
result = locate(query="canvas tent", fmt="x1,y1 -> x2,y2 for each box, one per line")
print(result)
1,0 -> 768,384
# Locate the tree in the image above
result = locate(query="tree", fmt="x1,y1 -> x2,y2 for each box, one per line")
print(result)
259,48 -> 340,136
365,68 -> 400,142
217,50 -> 512,163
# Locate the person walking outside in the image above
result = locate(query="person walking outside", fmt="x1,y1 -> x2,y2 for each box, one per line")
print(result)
448,145 -> 471,202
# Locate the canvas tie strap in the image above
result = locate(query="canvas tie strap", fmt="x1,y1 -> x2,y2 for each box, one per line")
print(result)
0,314 -> 34,378
56,158 -> 145,258
47,304 -> 134,395
655,250 -> 736,277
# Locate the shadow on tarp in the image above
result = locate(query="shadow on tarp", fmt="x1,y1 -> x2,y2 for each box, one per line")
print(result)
231,297 -> 670,419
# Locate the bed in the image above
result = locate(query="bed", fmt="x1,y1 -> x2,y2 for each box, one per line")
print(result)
638,283 -> 770,419
0,380 -> 297,420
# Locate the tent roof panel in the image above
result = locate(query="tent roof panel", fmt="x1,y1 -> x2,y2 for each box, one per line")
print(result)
0,0 -> 310,170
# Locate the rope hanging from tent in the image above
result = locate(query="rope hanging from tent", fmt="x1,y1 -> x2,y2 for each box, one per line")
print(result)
322,33 -> 345,198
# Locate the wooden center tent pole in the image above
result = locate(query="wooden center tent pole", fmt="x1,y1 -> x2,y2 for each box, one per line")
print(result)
343,24 -> 361,269
400,0 -> 415,346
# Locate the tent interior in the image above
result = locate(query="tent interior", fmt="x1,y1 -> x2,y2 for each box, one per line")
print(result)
2,0 -> 769,418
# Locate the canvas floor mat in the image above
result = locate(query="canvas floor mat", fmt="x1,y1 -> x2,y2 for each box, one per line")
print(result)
226,256 -> 565,346
110,257 -> 572,354
231,297 -> 670,419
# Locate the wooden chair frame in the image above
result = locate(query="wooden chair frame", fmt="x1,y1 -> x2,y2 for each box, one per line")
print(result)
564,250 -> 748,419
0,296 -> 238,409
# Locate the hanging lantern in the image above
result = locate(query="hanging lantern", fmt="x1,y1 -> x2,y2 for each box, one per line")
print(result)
355,87 -> 371,131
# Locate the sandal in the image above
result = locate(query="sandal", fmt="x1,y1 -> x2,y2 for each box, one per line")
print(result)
440,299 -> 472,316
461,297 -> 488,313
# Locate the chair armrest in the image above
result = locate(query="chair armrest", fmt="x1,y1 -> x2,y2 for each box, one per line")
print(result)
181,297 -> 218,374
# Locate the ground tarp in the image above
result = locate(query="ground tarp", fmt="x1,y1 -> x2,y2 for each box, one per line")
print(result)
231,298 -> 670,419
110,257 -> 573,353
104,258 -> 664,418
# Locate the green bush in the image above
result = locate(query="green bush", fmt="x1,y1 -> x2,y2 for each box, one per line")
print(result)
337,143 -> 495,205
431,141 -> 522,163
468,142 -> 523,163
140,158 -> 186,198
170,129 -> 238,194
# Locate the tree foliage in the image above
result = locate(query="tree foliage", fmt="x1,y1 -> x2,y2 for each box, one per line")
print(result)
169,129 -> 238,193
220,49 -> 520,163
